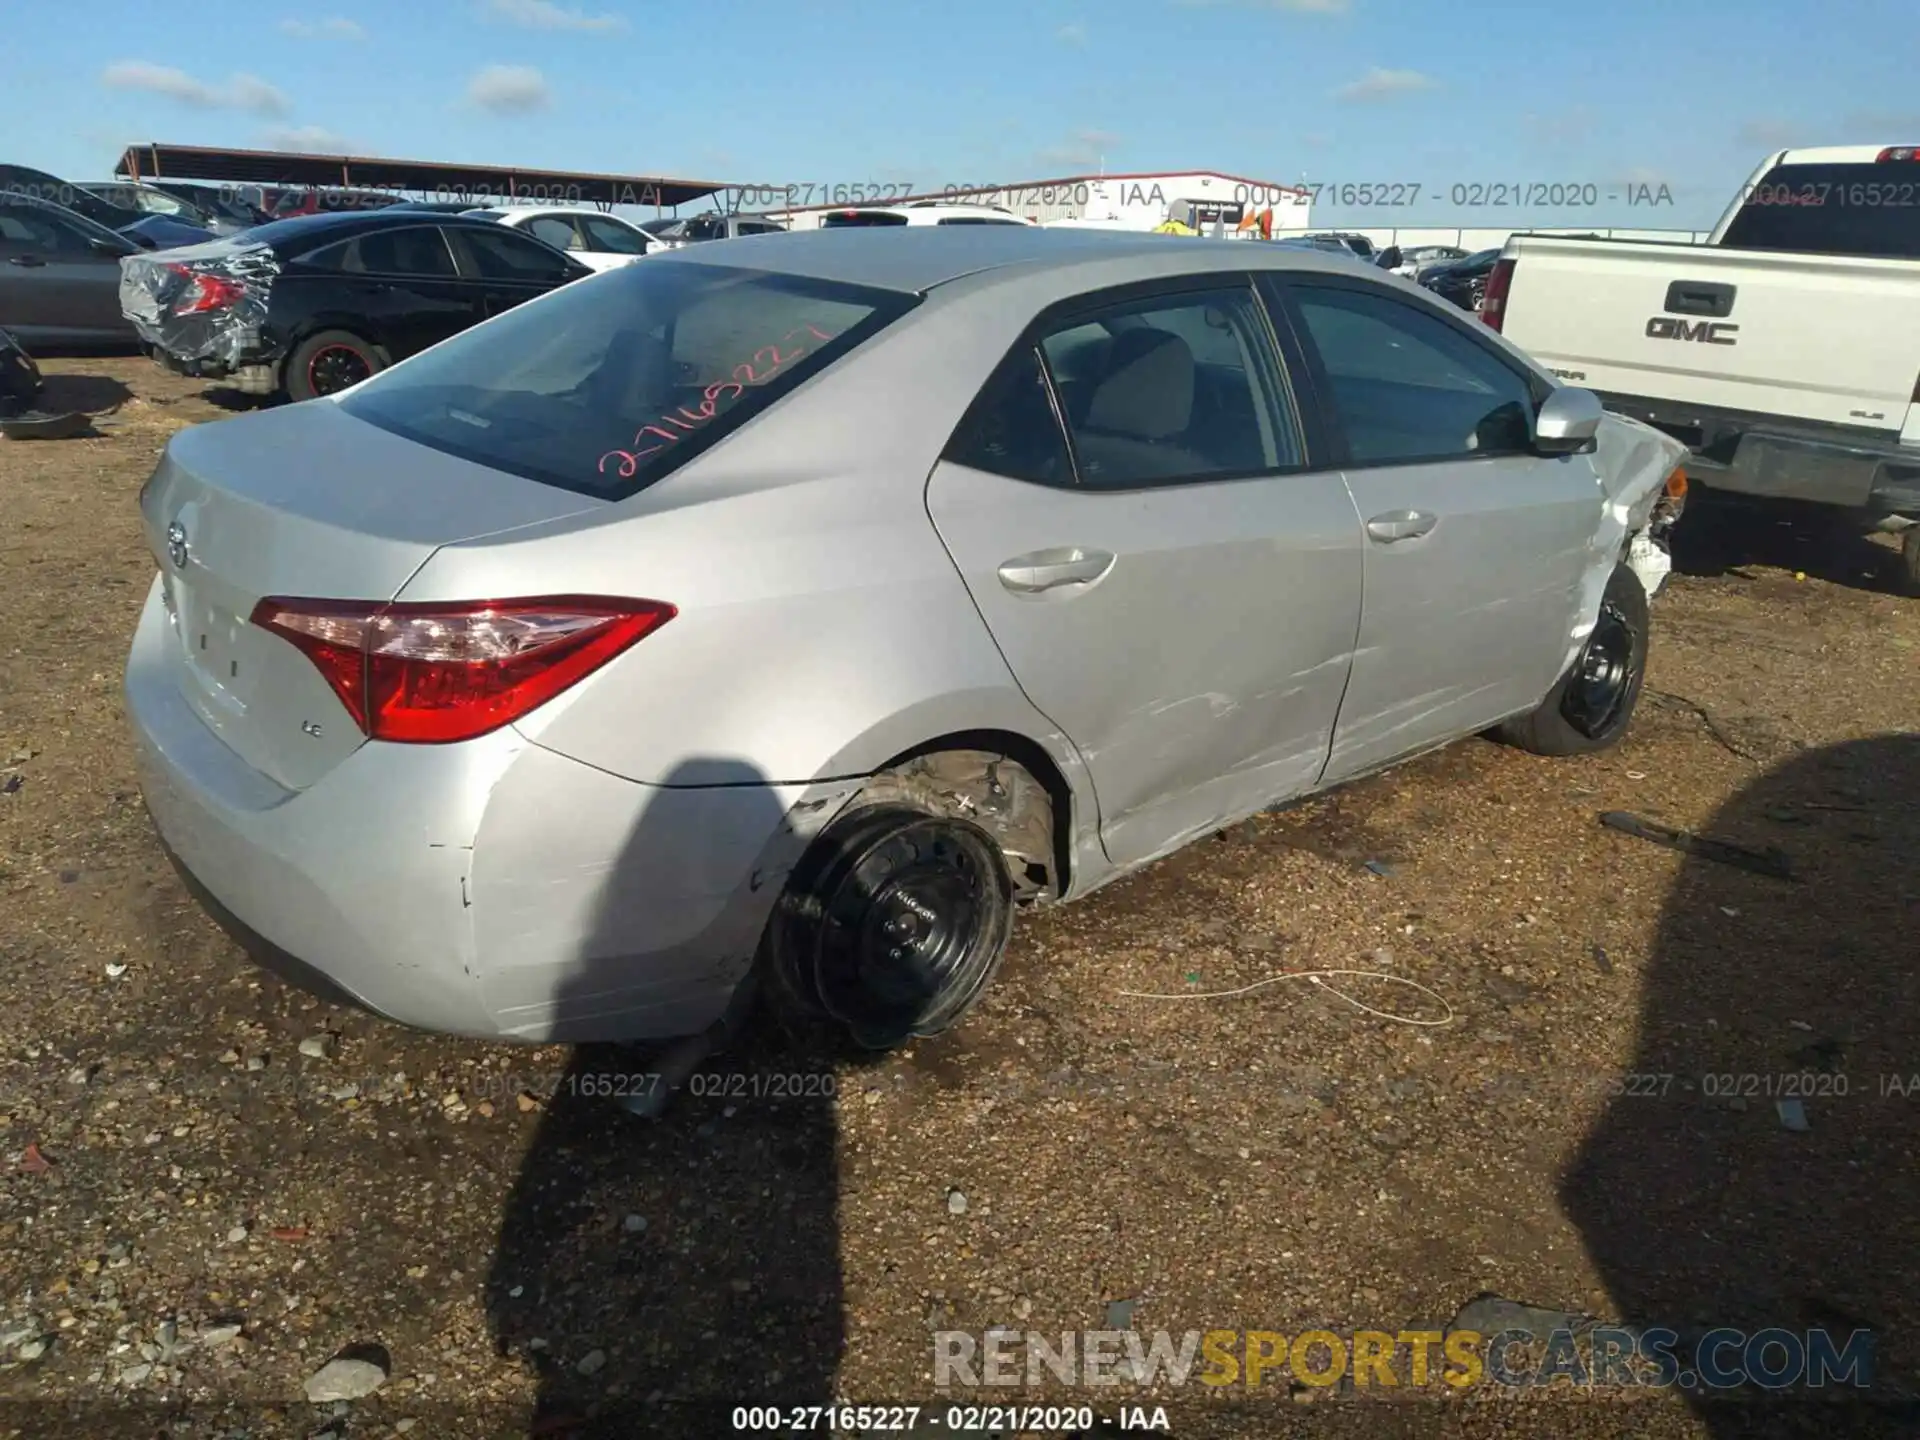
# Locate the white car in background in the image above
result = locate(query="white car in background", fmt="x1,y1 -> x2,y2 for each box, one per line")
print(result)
462,205 -> 656,270
818,202 -> 1034,228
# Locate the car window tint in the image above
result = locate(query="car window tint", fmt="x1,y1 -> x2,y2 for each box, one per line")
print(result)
525,216 -> 581,251
354,226 -> 458,277
582,216 -> 648,253
0,209 -> 82,252
452,226 -> 574,281
737,221 -> 783,235
1291,285 -> 1534,462
1038,286 -> 1300,488
943,347 -> 1073,485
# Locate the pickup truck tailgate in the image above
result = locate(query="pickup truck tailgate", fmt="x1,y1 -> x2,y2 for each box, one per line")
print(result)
1498,239 -> 1920,436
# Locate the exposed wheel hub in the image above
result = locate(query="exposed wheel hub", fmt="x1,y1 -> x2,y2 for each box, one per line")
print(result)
1562,600 -> 1636,739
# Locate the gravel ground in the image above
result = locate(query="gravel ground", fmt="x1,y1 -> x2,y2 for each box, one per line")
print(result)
1,358 -> 1915,1440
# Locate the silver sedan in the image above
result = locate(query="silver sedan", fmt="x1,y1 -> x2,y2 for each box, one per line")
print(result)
125,227 -> 1688,1053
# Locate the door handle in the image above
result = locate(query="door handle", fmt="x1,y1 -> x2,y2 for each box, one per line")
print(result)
7,255 -> 46,268
1365,510 -> 1438,543
996,546 -> 1115,594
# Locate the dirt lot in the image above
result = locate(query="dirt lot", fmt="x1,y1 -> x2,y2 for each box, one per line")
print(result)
1,357 -> 1916,1440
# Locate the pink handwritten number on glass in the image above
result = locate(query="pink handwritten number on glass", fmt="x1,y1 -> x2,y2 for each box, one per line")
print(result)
595,325 -> 837,479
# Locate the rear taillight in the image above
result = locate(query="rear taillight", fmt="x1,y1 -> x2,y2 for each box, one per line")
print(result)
167,264 -> 245,315
1479,257 -> 1515,331
250,596 -> 675,744
1876,146 -> 1920,162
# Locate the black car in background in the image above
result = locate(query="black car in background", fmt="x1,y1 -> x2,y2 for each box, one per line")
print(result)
120,209 -> 593,401
143,180 -> 275,232
1420,247 -> 1501,312
0,190 -> 140,346
0,164 -> 214,249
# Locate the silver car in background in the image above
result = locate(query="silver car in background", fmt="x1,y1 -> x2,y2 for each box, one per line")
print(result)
126,227 -> 1688,1054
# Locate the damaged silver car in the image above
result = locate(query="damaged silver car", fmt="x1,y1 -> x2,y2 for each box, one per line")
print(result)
125,227 -> 1687,1058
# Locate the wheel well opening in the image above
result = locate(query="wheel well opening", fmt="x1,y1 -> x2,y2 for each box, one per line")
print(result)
877,729 -> 1074,900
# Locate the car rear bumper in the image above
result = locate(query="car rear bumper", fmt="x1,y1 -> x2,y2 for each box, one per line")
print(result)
146,345 -> 277,394
1597,392 -> 1920,517
125,577 -> 830,1043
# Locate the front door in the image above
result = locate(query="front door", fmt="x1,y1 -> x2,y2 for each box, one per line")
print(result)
0,206 -> 129,342
926,278 -> 1365,869
1267,276 -> 1605,783
447,225 -> 581,317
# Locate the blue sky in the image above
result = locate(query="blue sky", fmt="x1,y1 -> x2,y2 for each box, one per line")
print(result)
10,0 -> 1916,230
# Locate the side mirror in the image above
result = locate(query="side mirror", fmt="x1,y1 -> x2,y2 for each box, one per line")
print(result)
1534,385 -> 1604,456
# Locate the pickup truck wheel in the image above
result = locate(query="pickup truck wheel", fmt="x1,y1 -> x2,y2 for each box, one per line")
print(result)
285,330 -> 384,402
765,803 -> 1014,1053
1497,562 -> 1650,757
1901,527 -> 1920,597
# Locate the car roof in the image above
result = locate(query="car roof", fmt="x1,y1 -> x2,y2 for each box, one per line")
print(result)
1773,144 -> 1909,164
660,225 -> 1392,294
240,208 -> 511,249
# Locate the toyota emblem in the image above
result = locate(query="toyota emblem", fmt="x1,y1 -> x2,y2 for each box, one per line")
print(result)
165,521 -> 189,570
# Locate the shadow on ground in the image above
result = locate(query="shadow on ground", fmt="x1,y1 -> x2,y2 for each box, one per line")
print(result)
1564,733 -> 1920,1436
1671,493 -> 1909,595
483,760 -> 845,1438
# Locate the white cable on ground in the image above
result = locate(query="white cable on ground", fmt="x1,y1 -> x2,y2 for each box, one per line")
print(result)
1116,968 -> 1455,1026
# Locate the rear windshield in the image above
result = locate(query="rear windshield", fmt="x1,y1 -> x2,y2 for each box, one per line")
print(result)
1719,162 -> 1920,258
337,260 -> 918,499
822,210 -> 908,227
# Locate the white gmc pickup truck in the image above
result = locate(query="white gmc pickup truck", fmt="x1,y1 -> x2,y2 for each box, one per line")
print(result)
1485,144 -> 1920,591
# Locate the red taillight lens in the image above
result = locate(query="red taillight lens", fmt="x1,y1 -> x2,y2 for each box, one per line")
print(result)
167,264 -> 246,315
1479,257 -> 1516,331
250,596 -> 676,744
1876,146 -> 1920,162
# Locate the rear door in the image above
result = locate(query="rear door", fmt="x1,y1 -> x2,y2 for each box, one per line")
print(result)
1266,275 -> 1603,783
0,205 -> 129,342
293,224 -> 480,359
446,225 -> 580,316
925,277 -> 1365,868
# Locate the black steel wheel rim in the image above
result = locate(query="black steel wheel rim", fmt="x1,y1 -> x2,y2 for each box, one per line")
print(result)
1563,600 -> 1636,737
812,820 -> 1001,1047
307,344 -> 371,395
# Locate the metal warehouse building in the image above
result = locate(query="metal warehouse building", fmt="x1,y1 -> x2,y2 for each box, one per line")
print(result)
770,170 -> 1312,232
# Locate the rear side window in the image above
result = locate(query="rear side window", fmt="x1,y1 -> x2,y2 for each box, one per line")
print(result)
337,261 -> 919,499
304,226 -> 457,277
944,348 -> 1074,485
1719,162 -> 1920,258
1288,284 -> 1535,464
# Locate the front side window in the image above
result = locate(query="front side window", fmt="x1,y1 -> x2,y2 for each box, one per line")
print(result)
1288,284 -> 1535,464
1037,286 -> 1301,488
337,261 -> 918,498
582,216 -> 649,253
449,226 -> 575,281
524,215 -> 582,251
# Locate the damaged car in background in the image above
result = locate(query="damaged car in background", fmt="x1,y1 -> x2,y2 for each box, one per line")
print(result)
119,209 -> 591,401
124,227 -> 1688,1074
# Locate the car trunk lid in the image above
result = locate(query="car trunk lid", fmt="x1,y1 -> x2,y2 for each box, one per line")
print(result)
138,400 -> 605,791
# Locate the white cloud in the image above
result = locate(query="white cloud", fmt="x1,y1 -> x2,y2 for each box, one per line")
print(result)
1848,110 -> 1920,135
100,61 -> 292,117
262,125 -> 354,153
1175,0 -> 1350,13
1037,128 -> 1121,169
279,16 -> 366,39
480,0 -> 626,32
466,64 -> 553,114
1057,21 -> 1088,44
1333,67 -> 1436,103
1735,118 -> 1800,150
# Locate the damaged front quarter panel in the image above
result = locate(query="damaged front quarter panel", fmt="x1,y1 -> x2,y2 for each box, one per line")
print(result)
1558,412 -> 1689,675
